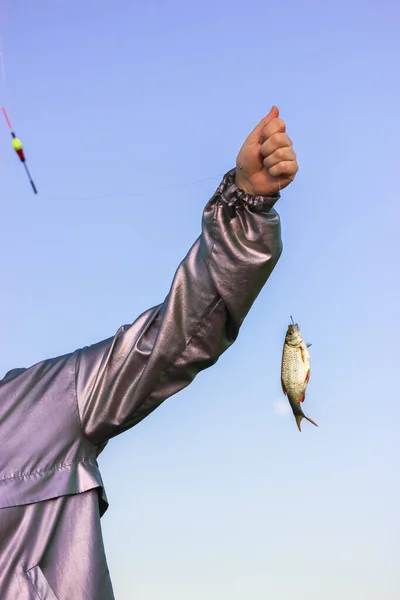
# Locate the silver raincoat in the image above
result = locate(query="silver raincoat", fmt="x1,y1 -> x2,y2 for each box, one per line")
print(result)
0,169 -> 283,599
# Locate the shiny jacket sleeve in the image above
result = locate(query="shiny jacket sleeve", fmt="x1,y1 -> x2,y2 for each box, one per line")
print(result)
75,168 -> 283,447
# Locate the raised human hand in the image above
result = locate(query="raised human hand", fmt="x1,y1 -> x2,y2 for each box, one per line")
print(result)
235,106 -> 298,196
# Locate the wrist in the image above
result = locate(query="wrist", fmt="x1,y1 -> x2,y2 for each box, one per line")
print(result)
235,172 -> 280,199
235,177 -> 255,195
215,169 -> 280,218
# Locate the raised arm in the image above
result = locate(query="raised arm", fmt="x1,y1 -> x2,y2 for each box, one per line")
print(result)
75,107 -> 298,448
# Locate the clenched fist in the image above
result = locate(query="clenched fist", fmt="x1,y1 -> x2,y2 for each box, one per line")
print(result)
235,106 -> 298,196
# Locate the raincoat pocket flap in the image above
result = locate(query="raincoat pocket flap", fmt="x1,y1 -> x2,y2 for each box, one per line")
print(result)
26,565 -> 60,600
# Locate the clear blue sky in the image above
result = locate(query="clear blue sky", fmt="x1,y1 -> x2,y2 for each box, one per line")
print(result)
1,1 -> 399,598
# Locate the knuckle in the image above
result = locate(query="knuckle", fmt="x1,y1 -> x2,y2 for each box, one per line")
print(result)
271,132 -> 291,151
274,132 -> 286,145
280,161 -> 292,175
288,160 -> 299,174
275,147 -> 287,160
263,118 -> 286,139
275,118 -> 286,132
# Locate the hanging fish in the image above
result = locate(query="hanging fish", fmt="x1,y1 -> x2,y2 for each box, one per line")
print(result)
281,317 -> 318,432
1,106 -> 37,194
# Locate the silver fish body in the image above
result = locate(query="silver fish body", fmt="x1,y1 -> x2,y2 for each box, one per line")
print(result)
281,321 -> 317,432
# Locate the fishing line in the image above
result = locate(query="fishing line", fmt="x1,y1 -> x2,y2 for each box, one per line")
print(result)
1,40 -> 278,202
42,173 -> 225,202
0,41 -> 225,200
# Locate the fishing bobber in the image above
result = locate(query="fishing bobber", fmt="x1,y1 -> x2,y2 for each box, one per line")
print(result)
2,106 -> 37,193
11,132 -> 25,162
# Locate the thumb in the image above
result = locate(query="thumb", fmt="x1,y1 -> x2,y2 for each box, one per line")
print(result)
247,106 -> 280,142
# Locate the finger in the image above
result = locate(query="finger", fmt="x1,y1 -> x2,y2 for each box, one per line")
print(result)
258,105 -> 280,128
263,146 -> 296,169
245,106 -> 280,143
267,159 -> 299,178
260,132 -> 293,158
260,118 -> 286,143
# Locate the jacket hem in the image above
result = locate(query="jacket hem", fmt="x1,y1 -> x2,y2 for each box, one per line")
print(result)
0,457 -> 109,515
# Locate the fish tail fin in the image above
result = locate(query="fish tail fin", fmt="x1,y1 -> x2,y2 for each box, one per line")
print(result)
304,415 -> 318,428
295,414 -> 318,432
